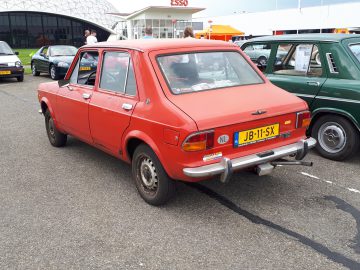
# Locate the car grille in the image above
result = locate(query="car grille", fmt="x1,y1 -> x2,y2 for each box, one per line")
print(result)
0,63 -> 9,67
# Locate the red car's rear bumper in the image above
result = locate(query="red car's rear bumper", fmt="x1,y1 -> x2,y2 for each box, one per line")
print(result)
183,137 -> 316,183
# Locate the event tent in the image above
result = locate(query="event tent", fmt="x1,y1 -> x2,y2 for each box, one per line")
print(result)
195,25 -> 244,41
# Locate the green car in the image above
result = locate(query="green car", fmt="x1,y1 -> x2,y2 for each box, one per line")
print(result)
242,34 -> 360,161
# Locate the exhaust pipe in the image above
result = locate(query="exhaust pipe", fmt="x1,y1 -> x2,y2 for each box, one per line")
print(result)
256,163 -> 274,176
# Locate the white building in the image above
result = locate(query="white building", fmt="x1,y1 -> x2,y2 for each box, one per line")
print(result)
198,2 -> 360,37
110,6 -> 204,39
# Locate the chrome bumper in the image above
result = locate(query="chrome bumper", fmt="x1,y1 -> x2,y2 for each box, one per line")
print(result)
183,138 -> 316,182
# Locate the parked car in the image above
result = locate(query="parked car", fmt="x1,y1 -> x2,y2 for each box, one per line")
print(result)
37,39 -> 315,205
241,43 -> 288,68
233,40 -> 247,47
31,45 -> 78,80
0,41 -> 24,82
242,34 -> 360,161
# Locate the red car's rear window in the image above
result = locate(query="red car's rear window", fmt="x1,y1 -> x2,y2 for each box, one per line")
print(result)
157,51 -> 264,95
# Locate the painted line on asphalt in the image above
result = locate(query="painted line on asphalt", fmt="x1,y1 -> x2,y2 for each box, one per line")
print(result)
301,172 -> 320,179
300,171 -> 360,195
348,188 -> 360,194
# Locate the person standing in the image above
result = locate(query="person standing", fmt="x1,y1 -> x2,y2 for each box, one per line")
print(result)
84,30 -> 90,45
183,26 -> 194,38
86,30 -> 98,45
143,26 -> 153,39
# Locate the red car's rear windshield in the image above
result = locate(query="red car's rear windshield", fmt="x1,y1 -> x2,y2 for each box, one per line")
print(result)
157,51 -> 264,95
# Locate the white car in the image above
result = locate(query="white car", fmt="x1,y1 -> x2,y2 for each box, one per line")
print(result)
0,41 -> 24,82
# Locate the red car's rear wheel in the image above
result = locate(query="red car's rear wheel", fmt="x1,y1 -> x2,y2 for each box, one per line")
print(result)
132,144 -> 176,206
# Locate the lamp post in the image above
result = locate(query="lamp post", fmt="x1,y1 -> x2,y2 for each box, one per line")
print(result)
172,19 -> 177,38
208,20 -> 213,40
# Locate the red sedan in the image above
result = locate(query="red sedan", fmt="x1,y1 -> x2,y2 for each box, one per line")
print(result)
37,39 -> 316,205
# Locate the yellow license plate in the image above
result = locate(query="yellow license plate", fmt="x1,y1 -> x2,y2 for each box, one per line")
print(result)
0,70 -> 11,75
234,123 -> 280,147
80,66 -> 91,71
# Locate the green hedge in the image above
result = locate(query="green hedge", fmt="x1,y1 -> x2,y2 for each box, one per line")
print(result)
14,48 -> 39,66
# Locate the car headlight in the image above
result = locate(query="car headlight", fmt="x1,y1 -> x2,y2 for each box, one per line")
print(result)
15,61 -> 22,68
57,62 -> 69,68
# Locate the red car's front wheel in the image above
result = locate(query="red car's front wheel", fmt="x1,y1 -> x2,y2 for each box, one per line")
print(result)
45,110 -> 67,147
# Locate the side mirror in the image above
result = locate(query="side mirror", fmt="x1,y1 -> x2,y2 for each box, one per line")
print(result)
15,51 -> 19,55
58,79 -> 70,88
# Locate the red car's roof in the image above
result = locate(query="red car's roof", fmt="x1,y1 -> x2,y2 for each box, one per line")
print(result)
83,39 -> 238,52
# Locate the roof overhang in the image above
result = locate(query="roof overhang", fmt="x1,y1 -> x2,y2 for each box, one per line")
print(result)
0,10 -> 116,34
110,6 -> 205,20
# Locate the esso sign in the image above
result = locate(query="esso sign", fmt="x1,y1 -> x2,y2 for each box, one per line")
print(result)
171,0 -> 189,7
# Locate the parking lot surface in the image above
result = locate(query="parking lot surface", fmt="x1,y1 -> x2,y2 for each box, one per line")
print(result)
0,75 -> 359,269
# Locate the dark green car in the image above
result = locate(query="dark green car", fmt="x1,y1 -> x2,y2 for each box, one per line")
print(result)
241,34 -> 360,161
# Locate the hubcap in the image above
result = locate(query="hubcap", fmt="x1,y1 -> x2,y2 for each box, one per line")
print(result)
32,65 -> 36,75
48,118 -> 55,138
51,67 -> 56,79
318,122 -> 347,153
258,58 -> 267,66
139,157 -> 158,191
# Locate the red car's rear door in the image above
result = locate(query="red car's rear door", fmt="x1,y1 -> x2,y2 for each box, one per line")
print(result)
88,50 -> 138,156
56,50 -> 99,144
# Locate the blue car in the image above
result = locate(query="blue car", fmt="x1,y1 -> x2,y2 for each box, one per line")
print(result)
31,45 -> 78,80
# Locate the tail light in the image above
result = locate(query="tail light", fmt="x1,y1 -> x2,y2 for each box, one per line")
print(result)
182,130 -> 214,152
296,111 -> 311,128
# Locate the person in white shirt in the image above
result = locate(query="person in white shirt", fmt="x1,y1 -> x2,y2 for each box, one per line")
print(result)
86,30 -> 98,45
84,29 -> 90,45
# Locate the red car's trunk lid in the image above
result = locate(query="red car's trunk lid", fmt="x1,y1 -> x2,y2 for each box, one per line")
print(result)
166,83 -> 307,130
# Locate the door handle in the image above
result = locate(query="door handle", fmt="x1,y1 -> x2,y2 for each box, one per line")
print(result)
306,81 -> 320,87
82,93 -> 92,100
122,103 -> 133,111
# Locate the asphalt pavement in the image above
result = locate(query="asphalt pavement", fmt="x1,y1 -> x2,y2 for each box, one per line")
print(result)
0,75 -> 359,269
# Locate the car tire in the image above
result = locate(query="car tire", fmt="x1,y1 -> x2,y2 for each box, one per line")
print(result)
132,144 -> 176,206
45,110 -> 67,147
32,63 -> 40,76
50,65 -> 59,80
311,115 -> 359,161
17,75 -> 24,82
257,56 -> 267,67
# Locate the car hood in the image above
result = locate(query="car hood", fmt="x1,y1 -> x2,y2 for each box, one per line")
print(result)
166,83 -> 308,130
50,56 -> 75,64
0,54 -> 21,64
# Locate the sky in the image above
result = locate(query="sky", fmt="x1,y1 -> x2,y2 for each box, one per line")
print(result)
107,0 -> 360,17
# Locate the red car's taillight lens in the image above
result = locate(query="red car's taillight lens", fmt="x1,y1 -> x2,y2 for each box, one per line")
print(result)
182,130 -> 215,152
296,111 -> 311,128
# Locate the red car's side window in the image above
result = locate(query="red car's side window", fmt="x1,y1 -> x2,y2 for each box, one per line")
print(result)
69,59 -> 79,84
69,51 -> 99,87
99,51 -> 137,96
